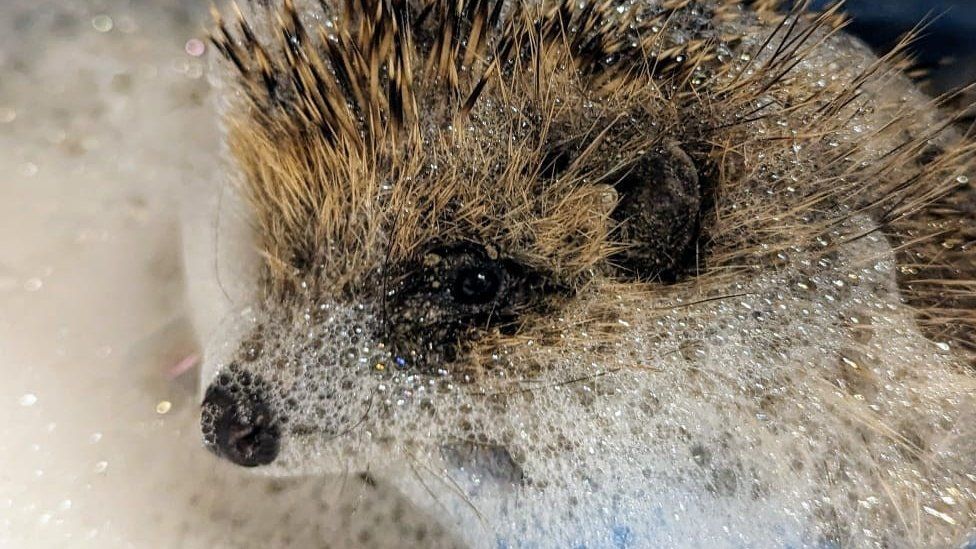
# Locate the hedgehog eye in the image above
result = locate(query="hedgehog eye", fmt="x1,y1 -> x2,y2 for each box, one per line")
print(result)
435,246 -> 513,309
390,244 -> 518,316
451,264 -> 503,305
386,244 -> 565,368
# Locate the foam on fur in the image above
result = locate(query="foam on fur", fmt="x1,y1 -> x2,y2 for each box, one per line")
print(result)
189,1 -> 976,546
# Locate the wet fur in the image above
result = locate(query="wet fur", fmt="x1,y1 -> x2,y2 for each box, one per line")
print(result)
205,0 -> 976,545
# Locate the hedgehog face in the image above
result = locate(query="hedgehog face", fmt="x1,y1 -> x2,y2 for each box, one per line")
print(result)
200,89 -> 709,469
198,0 -> 976,544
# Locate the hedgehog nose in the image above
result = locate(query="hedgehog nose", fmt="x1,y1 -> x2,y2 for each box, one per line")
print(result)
201,384 -> 280,467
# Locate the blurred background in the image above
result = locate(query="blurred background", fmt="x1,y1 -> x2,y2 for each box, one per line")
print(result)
811,0 -> 976,120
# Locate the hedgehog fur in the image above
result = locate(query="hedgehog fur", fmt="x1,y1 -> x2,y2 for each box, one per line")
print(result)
187,0 -> 976,546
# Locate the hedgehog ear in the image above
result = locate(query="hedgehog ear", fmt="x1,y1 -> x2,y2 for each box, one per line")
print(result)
607,144 -> 703,283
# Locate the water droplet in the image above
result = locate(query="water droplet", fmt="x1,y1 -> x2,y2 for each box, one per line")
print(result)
18,394 -> 37,407
92,15 -> 114,33
155,400 -> 172,414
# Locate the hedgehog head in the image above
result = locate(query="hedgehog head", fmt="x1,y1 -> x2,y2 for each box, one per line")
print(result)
198,1 -> 976,544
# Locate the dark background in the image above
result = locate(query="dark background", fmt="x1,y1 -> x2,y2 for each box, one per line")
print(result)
811,0 -> 976,96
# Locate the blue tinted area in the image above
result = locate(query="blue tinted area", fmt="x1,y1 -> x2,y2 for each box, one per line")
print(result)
809,0 -> 976,64
611,525 -> 634,548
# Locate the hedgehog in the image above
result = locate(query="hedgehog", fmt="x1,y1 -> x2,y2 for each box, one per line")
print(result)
181,0 -> 976,546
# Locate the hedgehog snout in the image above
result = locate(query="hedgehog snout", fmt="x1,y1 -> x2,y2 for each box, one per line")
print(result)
201,382 -> 281,468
